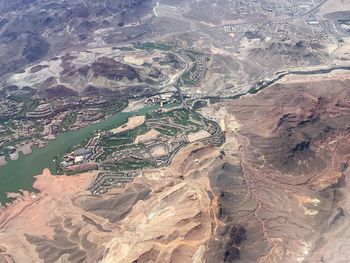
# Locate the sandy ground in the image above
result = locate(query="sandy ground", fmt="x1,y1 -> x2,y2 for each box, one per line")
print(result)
43,134 -> 56,140
9,143 -> 33,161
111,115 -> 145,134
187,130 -> 211,143
41,124 -> 52,138
20,143 -> 32,155
71,51 -> 96,66
123,55 -> 145,66
0,137 -> 221,263
200,106 -> 240,134
149,145 -> 168,157
4,76 -> 350,262
0,156 -> 7,166
135,129 -> 160,144
277,69 -> 350,85
122,99 -> 146,113
9,151 -> 19,161
102,141 -> 221,263
0,169 -> 97,262
8,59 -> 62,88
318,0 -> 350,15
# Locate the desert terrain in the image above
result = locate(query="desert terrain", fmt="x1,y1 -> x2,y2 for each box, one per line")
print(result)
1,0 -> 350,262
2,70 -> 350,262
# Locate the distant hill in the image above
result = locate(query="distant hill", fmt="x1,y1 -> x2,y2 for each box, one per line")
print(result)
0,0 -> 153,77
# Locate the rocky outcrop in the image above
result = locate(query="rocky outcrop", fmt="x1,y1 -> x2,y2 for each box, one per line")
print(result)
204,78 -> 350,262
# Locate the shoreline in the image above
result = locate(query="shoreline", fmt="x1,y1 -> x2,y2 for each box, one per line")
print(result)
9,143 -> 33,161
2,141 -> 47,166
0,156 -> 7,166
0,168 -> 96,209
122,99 -> 146,113
0,100 -> 143,168
0,105 -> 160,204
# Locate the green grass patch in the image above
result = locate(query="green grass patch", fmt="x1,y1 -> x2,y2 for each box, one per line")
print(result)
191,113 -> 202,122
9,95 -> 39,117
103,160 -> 154,171
101,137 -> 133,147
155,126 -> 180,136
147,108 -> 204,134
209,97 -> 221,104
60,112 -> 77,131
8,95 -> 30,103
167,109 -> 192,126
60,166 -> 98,176
35,123 -> 45,133
135,42 -> 173,51
0,120 -> 15,130
101,124 -> 150,149
181,64 -> 198,86
103,101 -> 128,115
111,125 -> 150,140
192,100 -> 207,110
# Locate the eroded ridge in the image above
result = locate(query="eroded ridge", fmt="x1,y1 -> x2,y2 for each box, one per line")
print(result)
204,79 -> 350,263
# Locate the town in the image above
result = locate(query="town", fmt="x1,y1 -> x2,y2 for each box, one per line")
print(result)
0,94 -> 128,164
229,0 -> 322,18
222,20 -> 330,45
57,107 -> 225,195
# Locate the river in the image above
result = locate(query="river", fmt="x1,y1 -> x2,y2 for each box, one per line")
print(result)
0,105 -> 158,205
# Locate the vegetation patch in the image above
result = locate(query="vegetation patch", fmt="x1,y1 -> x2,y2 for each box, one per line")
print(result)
192,100 -> 208,110
60,112 -> 77,132
134,42 -> 173,51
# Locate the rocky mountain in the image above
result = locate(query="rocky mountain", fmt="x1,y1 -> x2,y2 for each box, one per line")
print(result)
0,0 -> 154,77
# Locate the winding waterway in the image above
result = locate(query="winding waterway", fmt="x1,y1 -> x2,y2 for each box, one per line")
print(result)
0,105 -> 158,205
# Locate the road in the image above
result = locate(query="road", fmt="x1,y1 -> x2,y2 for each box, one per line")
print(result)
172,52 -> 192,109
187,63 -> 350,102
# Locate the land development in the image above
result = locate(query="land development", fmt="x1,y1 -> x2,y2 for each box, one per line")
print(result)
1,0 -> 350,262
